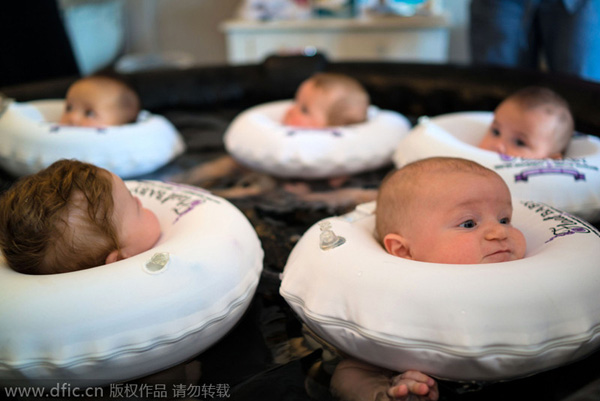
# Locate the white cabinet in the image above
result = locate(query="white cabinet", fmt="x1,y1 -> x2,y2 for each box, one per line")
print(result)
221,14 -> 450,65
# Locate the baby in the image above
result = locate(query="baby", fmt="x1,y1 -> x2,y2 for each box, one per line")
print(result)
478,86 -> 573,159
59,75 -> 141,127
175,72 -> 374,202
0,159 -> 161,275
331,157 -> 527,400
376,156 -> 526,263
283,72 -> 370,128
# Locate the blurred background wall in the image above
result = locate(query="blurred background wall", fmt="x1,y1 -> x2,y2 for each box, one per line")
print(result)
121,0 -> 469,68
0,0 -> 470,87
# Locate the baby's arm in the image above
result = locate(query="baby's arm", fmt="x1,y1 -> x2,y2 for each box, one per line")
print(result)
331,358 -> 438,401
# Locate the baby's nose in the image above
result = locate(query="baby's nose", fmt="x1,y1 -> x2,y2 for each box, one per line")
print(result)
485,222 -> 509,240
491,140 -> 506,153
61,113 -> 80,126
60,116 -> 72,126
282,107 -> 296,125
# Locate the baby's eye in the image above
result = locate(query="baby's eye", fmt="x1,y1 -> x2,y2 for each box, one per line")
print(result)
300,105 -> 309,115
491,128 -> 500,137
65,104 -> 73,112
514,138 -> 527,147
85,109 -> 96,118
459,220 -> 476,228
499,217 -> 510,225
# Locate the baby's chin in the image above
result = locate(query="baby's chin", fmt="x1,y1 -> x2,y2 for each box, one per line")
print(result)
477,146 -> 559,160
282,119 -> 325,129
282,115 -> 327,129
59,121 -> 109,128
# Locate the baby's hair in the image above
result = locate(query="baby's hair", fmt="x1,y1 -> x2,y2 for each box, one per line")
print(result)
310,72 -> 370,126
0,160 -> 120,275
375,157 -> 498,242
505,86 -> 574,155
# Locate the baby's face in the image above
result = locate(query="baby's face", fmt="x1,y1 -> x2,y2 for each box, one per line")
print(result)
283,79 -> 334,128
478,100 -> 562,159
400,171 -> 526,264
60,79 -> 131,127
110,173 -> 161,259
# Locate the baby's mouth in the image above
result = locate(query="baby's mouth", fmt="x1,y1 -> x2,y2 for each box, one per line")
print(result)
485,249 -> 512,262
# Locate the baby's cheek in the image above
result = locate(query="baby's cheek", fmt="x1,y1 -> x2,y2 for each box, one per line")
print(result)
282,107 -> 297,125
515,229 -> 527,259
148,210 -> 161,237
478,134 -> 493,150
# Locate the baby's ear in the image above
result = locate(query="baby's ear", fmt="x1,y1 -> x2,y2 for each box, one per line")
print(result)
105,249 -> 121,265
383,233 -> 413,259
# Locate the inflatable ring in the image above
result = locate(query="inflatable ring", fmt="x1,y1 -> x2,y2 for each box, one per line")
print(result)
280,201 -> 600,381
0,99 -> 186,178
0,180 -> 263,386
224,100 -> 411,179
392,112 -> 600,222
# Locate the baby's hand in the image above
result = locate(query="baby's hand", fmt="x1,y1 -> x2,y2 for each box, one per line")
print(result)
387,370 -> 439,400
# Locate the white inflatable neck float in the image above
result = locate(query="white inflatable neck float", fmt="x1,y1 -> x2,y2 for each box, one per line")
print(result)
280,201 -> 600,381
0,180 -> 263,387
224,100 -> 411,179
393,112 -> 600,222
0,99 -> 185,178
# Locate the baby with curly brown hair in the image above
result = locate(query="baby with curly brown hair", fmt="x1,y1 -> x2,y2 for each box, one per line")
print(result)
0,159 -> 160,275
